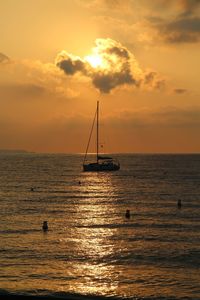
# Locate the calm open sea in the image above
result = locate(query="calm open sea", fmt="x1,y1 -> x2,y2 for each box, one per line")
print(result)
0,153 -> 199,300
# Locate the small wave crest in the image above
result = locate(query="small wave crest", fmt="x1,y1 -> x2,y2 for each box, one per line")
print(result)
0,288 -> 186,300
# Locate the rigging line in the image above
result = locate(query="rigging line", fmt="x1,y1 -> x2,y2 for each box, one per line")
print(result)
83,105 -> 97,165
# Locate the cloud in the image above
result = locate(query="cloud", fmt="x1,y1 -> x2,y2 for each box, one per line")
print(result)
145,15 -> 200,44
56,38 -> 139,93
174,88 -> 188,94
153,106 -> 200,127
92,71 -> 135,93
0,83 -> 45,98
142,70 -> 166,91
56,38 -> 164,93
1,105 -> 200,153
0,57 -> 80,100
78,0 -> 133,12
178,0 -> 200,16
56,52 -> 86,75
142,0 -> 200,15
143,0 -> 200,44
0,53 -> 10,63
159,17 -> 200,43
107,106 -> 200,127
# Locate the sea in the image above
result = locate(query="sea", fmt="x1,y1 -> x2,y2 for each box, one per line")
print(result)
0,153 -> 199,300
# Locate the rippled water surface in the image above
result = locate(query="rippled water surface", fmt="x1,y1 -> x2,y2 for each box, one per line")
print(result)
0,153 -> 200,299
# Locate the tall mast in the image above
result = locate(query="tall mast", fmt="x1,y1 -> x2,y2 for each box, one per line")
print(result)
96,100 -> 99,163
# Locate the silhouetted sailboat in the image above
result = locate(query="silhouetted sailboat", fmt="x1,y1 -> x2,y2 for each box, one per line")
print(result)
83,101 -> 120,172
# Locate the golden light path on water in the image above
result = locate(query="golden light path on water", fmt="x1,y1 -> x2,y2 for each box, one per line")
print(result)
67,173 -> 120,296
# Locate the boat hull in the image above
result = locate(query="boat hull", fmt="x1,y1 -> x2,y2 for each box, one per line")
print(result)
83,162 -> 120,172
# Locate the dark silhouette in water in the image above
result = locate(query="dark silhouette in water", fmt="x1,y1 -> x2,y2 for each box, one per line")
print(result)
30,187 -> 34,192
42,221 -> 48,231
78,181 -> 81,185
177,200 -> 182,209
125,209 -> 130,219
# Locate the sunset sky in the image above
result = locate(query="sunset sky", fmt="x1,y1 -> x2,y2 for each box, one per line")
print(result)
0,0 -> 200,153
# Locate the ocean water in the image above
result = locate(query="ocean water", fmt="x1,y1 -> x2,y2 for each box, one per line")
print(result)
0,153 -> 199,300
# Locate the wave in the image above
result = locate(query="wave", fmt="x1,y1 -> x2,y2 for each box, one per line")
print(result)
0,229 -> 41,235
0,288 -> 192,300
76,222 -> 200,231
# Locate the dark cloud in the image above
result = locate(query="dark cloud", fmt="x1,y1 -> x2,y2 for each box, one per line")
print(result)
56,38 -> 140,93
0,53 -> 10,63
161,17 -> 200,43
108,46 -> 130,59
145,0 -> 200,44
92,70 -> 135,93
144,71 -> 157,84
56,53 -> 86,75
154,79 -> 166,91
148,15 -> 200,43
174,88 -> 188,94
143,71 -> 166,90
179,0 -> 200,16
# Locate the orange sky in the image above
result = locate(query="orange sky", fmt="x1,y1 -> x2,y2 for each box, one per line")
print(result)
0,0 -> 200,153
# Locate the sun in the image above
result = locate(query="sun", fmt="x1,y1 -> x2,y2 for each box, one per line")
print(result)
85,54 -> 103,68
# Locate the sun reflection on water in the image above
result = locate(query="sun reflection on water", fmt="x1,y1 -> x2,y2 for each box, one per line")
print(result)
66,173 -> 120,296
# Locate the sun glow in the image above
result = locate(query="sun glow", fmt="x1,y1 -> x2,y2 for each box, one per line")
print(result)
85,54 -> 103,68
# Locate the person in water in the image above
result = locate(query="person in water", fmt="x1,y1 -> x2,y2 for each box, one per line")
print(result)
42,221 -> 48,231
177,200 -> 182,209
125,209 -> 130,219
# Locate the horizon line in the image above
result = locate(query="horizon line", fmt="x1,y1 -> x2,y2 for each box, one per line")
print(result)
0,149 -> 200,155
